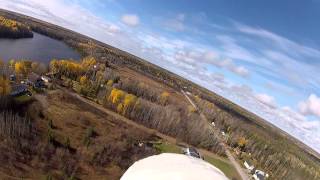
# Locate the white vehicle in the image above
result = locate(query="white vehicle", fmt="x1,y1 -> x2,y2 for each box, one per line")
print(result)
253,170 -> 269,180
183,147 -> 202,159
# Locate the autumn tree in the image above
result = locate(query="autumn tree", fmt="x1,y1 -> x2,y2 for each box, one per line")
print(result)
0,76 -> 11,95
109,88 -> 125,105
81,57 -> 96,71
122,93 -> 137,115
159,91 -> 170,105
31,62 -> 47,75
80,76 -> 88,85
15,61 -> 32,77
238,137 -> 247,150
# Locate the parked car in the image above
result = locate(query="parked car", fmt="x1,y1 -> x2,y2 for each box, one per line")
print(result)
183,147 -> 202,159
253,170 -> 269,180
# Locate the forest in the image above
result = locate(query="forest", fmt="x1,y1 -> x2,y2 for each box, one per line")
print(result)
191,95 -> 320,179
49,58 -> 226,156
0,16 -> 33,38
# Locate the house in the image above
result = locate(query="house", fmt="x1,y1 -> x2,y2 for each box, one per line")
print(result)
10,84 -> 30,97
41,75 -> 51,83
9,74 -> 16,81
243,161 -> 254,172
27,72 -> 45,88
253,170 -> 269,180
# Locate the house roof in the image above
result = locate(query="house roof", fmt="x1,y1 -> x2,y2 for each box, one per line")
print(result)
27,72 -> 40,82
10,84 -> 28,96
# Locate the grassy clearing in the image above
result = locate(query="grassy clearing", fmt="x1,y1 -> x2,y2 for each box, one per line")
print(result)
204,155 -> 240,179
154,142 -> 240,179
14,94 -> 32,104
154,142 -> 182,154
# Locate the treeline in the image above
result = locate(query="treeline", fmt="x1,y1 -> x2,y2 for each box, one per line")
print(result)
192,96 -> 320,180
103,87 -> 224,154
50,58 -> 225,156
0,16 -> 33,38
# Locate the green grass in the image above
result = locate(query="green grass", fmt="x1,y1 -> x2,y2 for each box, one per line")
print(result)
14,94 -> 32,104
154,142 -> 240,179
204,155 -> 241,180
154,142 -> 181,154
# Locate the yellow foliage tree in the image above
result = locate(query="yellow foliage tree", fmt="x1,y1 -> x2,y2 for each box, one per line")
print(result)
159,91 -> 170,105
109,88 -> 125,104
238,137 -> 247,149
123,94 -> 137,114
80,75 -> 88,85
117,103 -> 124,113
106,79 -> 113,87
0,76 -> 11,95
15,61 -> 26,75
81,57 -> 96,70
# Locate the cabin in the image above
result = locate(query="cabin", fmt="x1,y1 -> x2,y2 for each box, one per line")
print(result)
27,72 -> 45,88
41,75 -> 51,83
243,161 -> 254,172
10,84 -> 30,97
9,74 -> 16,81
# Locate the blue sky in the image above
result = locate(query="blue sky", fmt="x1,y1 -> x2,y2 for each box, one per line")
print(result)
1,0 -> 320,152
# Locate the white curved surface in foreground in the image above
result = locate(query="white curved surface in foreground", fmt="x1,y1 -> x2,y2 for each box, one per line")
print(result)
121,153 -> 229,180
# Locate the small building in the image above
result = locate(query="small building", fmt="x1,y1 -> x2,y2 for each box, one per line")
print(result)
243,161 -> 254,172
41,75 -> 51,83
27,72 -> 45,88
10,84 -> 30,97
9,74 -> 16,81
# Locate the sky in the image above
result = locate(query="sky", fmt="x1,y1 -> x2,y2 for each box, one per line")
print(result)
1,0 -> 320,153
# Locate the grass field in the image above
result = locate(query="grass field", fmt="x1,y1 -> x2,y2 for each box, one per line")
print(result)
154,141 -> 240,179
14,94 -> 32,104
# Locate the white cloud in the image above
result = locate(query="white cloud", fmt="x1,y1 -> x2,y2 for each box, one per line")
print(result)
121,14 -> 139,26
232,66 -> 249,77
163,13 -> 186,31
236,23 -> 320,58
299,94 -> 320,117
255,93 -> 277,108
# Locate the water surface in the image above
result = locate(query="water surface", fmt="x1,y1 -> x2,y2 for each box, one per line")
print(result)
0,32 -> 81,63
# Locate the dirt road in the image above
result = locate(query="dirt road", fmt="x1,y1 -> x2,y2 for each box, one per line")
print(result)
181,90 -> 250,180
